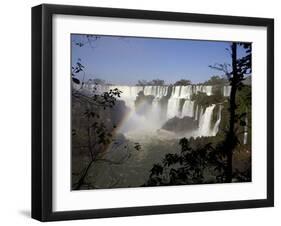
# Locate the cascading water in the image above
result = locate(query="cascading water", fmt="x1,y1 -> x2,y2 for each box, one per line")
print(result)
107,85 -> 144,111
77,84 -> 227,138
182,100 -> 194,118
194,105 -> 199,121
151,98 -> 163,124
167,86 -> 182,118
196,105 -> 215,137
143,86 -> 168,97
211,105 -> 222,136
223,85 -> 231,97
243,114 -> 248,144
167,98 -> 182,119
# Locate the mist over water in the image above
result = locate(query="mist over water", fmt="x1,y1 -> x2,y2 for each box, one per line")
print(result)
76,84 -> 230,141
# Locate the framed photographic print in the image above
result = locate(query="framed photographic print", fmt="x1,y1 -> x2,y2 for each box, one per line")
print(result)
32,4 -> 274,221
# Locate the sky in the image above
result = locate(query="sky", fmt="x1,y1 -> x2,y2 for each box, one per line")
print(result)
71,34 -> 247,85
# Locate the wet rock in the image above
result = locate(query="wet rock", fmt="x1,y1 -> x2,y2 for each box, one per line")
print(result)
162,116 -> 198,133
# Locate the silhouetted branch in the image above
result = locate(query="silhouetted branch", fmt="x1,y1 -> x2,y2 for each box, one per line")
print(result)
209,63 -> 231,78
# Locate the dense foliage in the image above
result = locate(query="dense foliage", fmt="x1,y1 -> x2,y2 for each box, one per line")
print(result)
136,79 -> 165,86
174,79 -> 192,86
191,91 -> 225,108
201,75 -> 228,85
145,136 -> 251,186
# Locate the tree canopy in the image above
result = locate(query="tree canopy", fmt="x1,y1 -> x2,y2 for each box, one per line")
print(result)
202,75 -> 228,85
136,79 -> 165,86
174,79 -> 191,86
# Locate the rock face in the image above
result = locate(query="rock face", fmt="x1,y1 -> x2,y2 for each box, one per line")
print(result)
162,116 -> 198,134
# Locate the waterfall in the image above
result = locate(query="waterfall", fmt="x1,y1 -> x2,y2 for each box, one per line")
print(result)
192,85 -> 212,96
167,85 -> 205,119
223,85 -> 231,97
178,86 -> 193,99
151,98 -> 162,124
205,86 -> 213,96
211,105 -> 222,136
197,105 -> 216,137
166,86 -> 182,118
200,85 -> 213,96
76,83 -> 229,138
107,85 -> 144,111
144,86 -> 168,97
182,100 -> 194,118
167,98 -> 182,119
243,115 -> 248,144
194,105 -> 199,120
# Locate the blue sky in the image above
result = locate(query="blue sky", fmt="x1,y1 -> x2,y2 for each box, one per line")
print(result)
71,34 -> 247,85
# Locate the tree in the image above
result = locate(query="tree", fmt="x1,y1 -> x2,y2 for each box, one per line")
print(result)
209,42 -> 252,182
174,79 -> 191,86
136,79 -> 165,86
136,80 -> 148,86
145,138 -> 227,186
202,75 -> 228,85
224,43 -> 238,182
151,79 -> 165,86
88,78 -> 106,85
146,42 -> 252,185
71,35 -> 135,190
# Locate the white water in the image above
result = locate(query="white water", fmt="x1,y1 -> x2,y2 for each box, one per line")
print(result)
76,84 -> 226,138
143,86 -> 168,97
223,85 -> 231,97
107,85 -> 143,111
182,100 -> 194,118
166,98 -> 182,119
194,105 -> 199,121
197,105 -> 216,137
243,115 -> 248,144
212,105 -> 222,136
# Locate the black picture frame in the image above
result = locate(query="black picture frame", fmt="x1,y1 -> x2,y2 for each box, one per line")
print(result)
32,4 -> 274,222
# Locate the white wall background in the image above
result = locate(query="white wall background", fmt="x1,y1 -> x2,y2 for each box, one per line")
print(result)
0,0 -> 279,225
